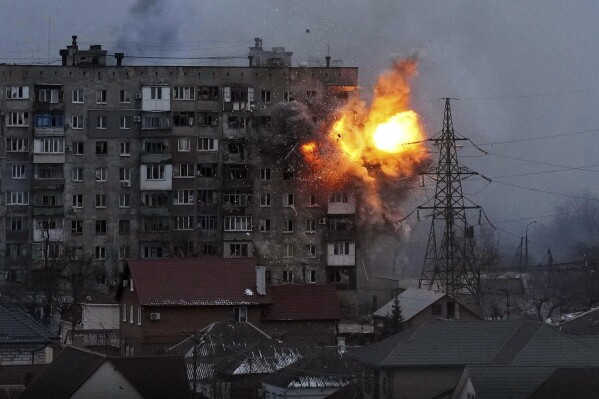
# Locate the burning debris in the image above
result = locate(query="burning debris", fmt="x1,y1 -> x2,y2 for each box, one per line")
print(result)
300,55 -> 430,225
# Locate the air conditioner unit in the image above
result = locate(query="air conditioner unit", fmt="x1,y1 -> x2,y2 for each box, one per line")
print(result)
150,312 -> 161,321
319,218 -> 327,225
135,94 -> 142,99
133,116 -> 141,122
121,181 -> 131,188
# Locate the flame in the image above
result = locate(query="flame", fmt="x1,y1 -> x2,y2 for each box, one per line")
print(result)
300,56 -> 430,224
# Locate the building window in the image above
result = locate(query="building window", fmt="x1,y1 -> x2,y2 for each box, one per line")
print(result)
137,307 -> 142,326
227,116 -> 246,129
173,111 -> 195,126
173,86 -> 195,100
284,244 -> 294,258
223,191 -> 250,207
283,270 -> 294,282
229,243 -> 249,257
197,215 -> 218,230
142,217 -> 170,232
96,220 -> 107,234
308,194 -> 317,207
39,138 -> 64,153
130,305 -> 134,324
150,86 -> 163,100
95,167 -> 107,182
174,164 -> 194,178
9,217 -> 26,231
283,220 -> 294,233
120,141 -> 131,156
71,220 -> 83,234
119,246 -> 130,260
6,85 -> 30,99
119,168 -> 131,182
197,190 -> 217,205
37,88 -> 61,103
122,303 -> 127,322
72,89 -> 84,103
142,113 -> 171,129
6,112 -> 29,126
196,112 -> 219,126
96,115 -> 107,129
260,194 -> 271,207
259,219 -> 271,233
72,141 -> 84,155
307,245 -> 316,258
333,241 -> 352,255
283,169 -> 294,180
431,304 -> 443,316
7,138 -> 28,152
197,138 -> 218,151
72,194 -> 83,208
260,90 -> 271,103
71,115 -> 84,129
35,113 -> 63,128
331,192 -> 349,203
11,164 -> 25,179
260,168 -> 271,180
283,193 -> 294,207
173,190 -> 194,205
234,306 -> 247,322
305,219 -> 316,233
119,194 -> 130,208
198,86 -> 219,100
283,91 -> 294,102
308,270 -> 317,283
178,138 -> 191,152
120,89 -> 131,103
96,89 -> 107,104
95,141 -> 108,155
6,191 -> 29,205
143,140 -> 169,154
120,116 -> 131,129
224,216 -> 252,231
72,168 -> 84,182
173,216 -> 193,231
145,164 -> 165,180
119,219 -> 131,234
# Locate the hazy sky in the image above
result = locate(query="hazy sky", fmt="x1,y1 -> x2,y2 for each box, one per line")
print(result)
2,0 -> 599,263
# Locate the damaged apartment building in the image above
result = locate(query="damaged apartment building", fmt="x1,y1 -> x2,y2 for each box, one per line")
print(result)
0,36 -> 362,306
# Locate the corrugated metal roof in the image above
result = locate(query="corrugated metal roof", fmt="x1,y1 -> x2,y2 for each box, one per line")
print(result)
0,305 -> 59,345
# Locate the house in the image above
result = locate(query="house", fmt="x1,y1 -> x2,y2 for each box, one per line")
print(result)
262,348 -> 357,399
372,288 -> 481,339
116,258 -> 271,355
0,305 -> 59,365
261,284 -> 341,345
18,346 -> 190,399
352,320 -> 599,399
169,322 -> 300,399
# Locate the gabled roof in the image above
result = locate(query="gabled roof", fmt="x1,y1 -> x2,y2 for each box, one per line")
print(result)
352,320 -> 599,369
373,288 -> 446,319
0,305 -> 59,345
556,307 -> 599,335
19,346 -> 190,399
116,258 -> 271,306
262,285 -> 340,321
459,366 -> 556,399
526,368 -> 599,399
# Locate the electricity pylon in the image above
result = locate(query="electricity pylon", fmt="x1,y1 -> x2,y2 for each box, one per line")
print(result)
418,98 -> 481,297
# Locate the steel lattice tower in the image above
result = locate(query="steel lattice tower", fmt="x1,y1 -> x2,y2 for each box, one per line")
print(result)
418,98 -> 480,297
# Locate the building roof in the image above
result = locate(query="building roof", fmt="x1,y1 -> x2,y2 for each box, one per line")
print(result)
372,288 -> 446,319
459,366 -> 556,399
117,258 -> 271,306
262,348 -> 356,389
556,307 -> 599,335
352,320 -> 599,369
19,346 -> 190,399
526,368 -> 599,399
262,285 -> 340,321
0,305 -> 59,345
169,322 -> 300,381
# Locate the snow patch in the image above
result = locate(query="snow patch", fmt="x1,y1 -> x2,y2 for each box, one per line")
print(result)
244,289 -> 254,296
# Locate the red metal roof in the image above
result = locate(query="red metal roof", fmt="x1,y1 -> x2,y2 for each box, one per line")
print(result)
126,258 -> 271,306
262,285 -> 341,321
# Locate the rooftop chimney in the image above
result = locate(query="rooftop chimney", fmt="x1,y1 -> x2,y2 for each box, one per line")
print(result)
71,35 -> 78,47
115,52 -> 125,67
59,49 -> 69,66
248,55 -> 254,67
325,56 -> 331,68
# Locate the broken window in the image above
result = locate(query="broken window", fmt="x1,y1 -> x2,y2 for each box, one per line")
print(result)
198,86 -> 219,100
227,115 -> 246,129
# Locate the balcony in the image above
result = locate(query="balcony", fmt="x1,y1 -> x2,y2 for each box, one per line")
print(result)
34,127 -> 64,137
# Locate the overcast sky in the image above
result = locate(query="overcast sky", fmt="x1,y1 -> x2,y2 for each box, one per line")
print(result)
2,0 -> 599,263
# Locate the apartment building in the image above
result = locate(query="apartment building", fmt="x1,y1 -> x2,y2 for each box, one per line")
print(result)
0,37 -> 359,300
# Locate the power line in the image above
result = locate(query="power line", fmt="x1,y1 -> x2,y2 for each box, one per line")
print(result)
461,127 -> 599,148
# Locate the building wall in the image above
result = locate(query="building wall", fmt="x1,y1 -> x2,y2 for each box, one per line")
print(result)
0,62 -> 360,306
453,377 -> 475,399
383,367 -> 463,399
82,303 -> 120,330
0,346 -> 51,365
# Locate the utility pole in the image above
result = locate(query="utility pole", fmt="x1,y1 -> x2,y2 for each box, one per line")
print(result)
418,98 -> 483,298
525,221 -> 536,268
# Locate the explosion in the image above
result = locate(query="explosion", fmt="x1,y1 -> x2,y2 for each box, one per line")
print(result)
300,55 -> 430,224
